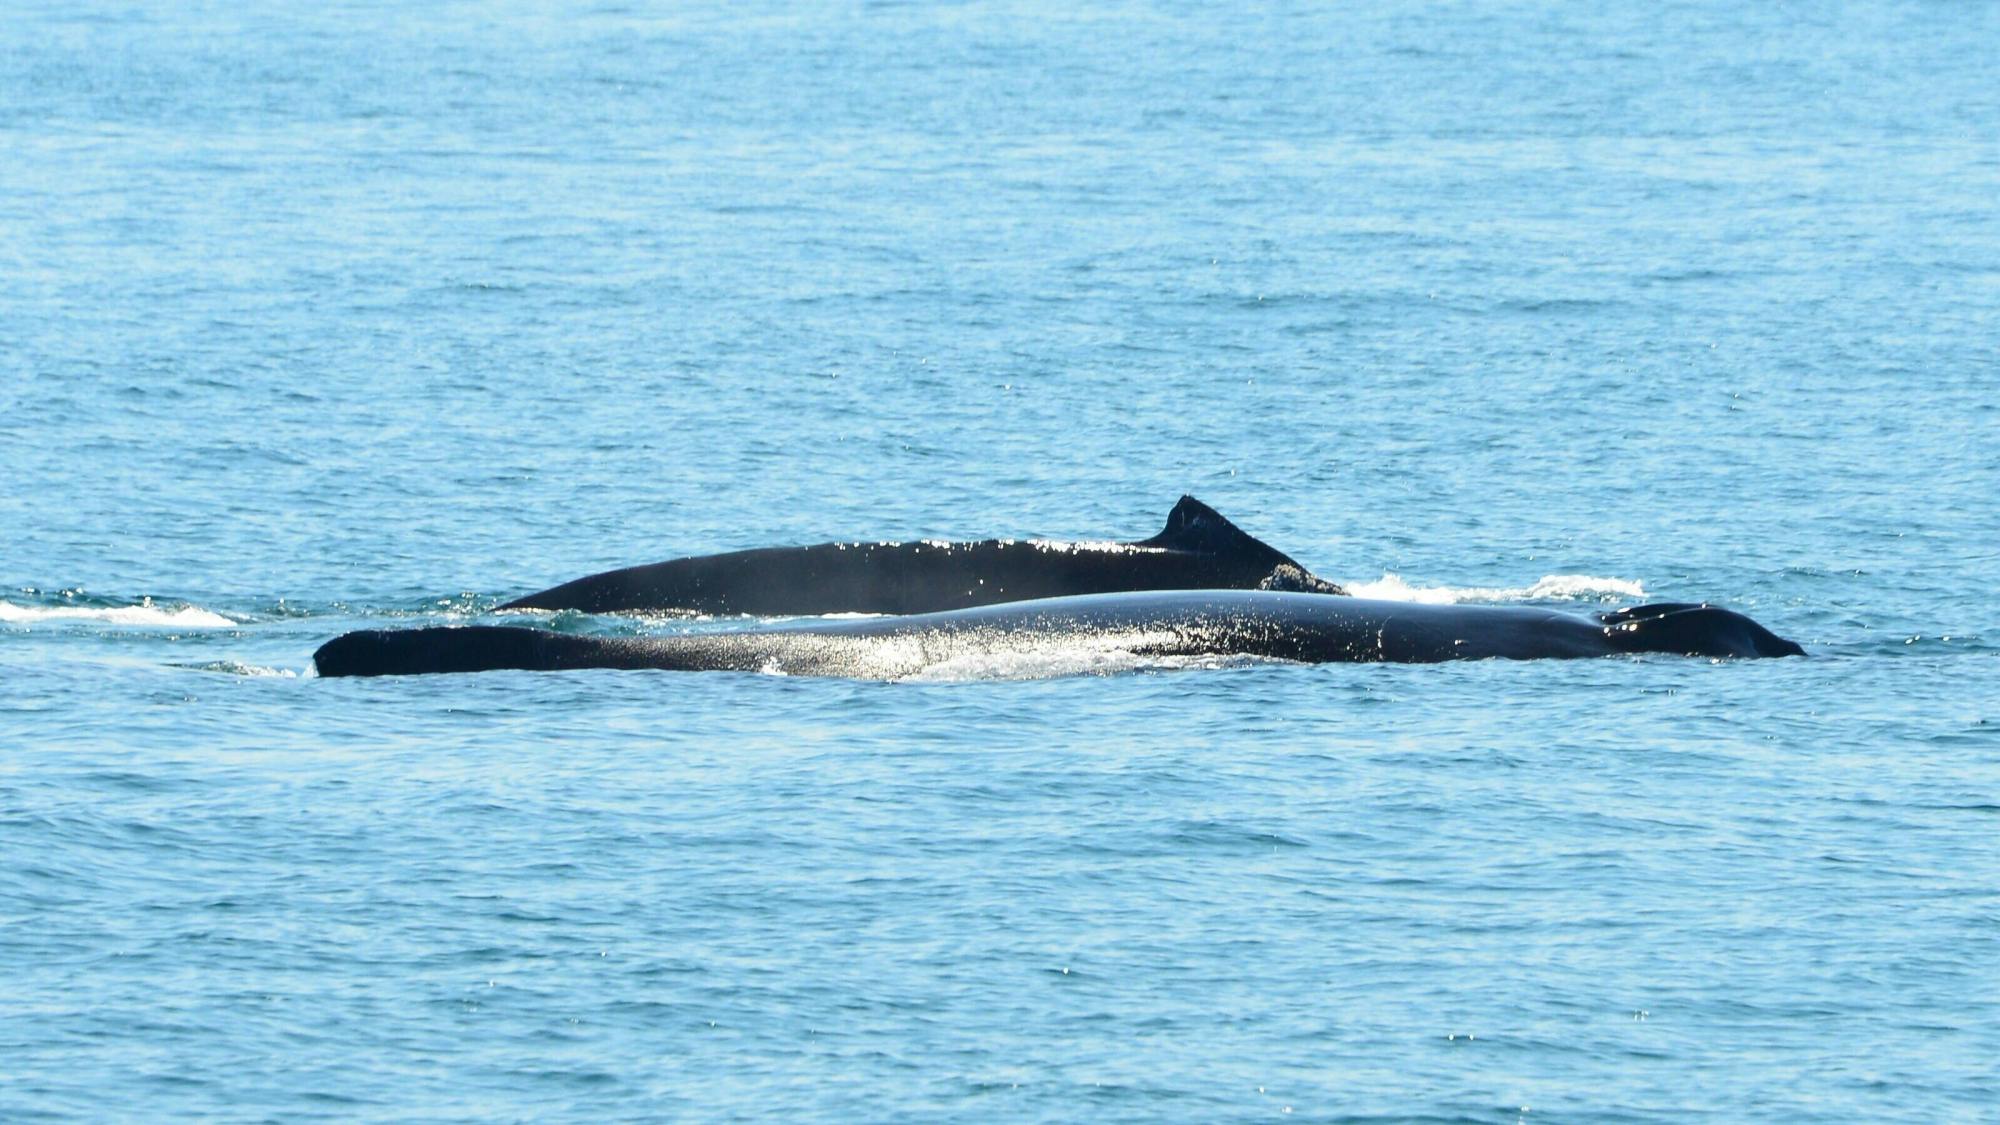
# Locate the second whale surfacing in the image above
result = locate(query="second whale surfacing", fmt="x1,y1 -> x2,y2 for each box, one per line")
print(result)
500,496 -> 1342,616
314,590 -> 1805,678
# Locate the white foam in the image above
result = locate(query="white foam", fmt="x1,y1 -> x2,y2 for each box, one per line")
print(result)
1342,573 -> 1645,605
0,599 -> 237,628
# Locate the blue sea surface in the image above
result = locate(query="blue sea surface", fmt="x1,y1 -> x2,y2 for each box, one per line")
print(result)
3,2 -> 1997,1119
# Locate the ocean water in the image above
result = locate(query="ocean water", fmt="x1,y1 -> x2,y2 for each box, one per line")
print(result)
3,1 -> 1997,1119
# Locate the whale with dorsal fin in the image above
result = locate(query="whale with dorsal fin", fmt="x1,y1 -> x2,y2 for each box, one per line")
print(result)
315,591 -> 1805,678
499,496 -> 1344,616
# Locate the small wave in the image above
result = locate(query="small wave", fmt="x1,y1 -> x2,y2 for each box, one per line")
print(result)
173,660 -> 300,677
1343,573 -> 1645,605
1495,296 -> 1621,314
0,599 -> 237,628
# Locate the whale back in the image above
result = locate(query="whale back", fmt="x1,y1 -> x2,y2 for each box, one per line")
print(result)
501,496 -> 1343,615
316,592 -> 1806,677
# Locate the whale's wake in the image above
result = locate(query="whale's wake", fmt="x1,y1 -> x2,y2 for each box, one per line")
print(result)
0,598 -> 237,628
1343,573 -> 1646,605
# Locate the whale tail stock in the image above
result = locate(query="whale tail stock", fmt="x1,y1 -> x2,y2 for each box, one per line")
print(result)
1596,603 -> 1806,659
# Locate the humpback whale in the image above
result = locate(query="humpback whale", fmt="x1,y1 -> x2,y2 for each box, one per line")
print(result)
315,590 -> 1804,678
499,496 -> 1343,616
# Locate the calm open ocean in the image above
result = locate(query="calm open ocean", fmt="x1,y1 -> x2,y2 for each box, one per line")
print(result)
3,1 -> 1997,1119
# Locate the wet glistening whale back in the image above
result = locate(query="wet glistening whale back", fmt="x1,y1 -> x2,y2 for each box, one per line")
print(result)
500,496 -> 1342,615
315,590 -> 1805,678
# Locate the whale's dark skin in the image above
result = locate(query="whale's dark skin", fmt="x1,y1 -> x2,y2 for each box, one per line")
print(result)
499,496 -> 1343,616
315,590 -> 1805,678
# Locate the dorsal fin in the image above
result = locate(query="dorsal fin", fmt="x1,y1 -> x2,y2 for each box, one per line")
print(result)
1134,495 -> 1295,565
1141,496 -> 1250,550
1135,496 -> 1346,593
